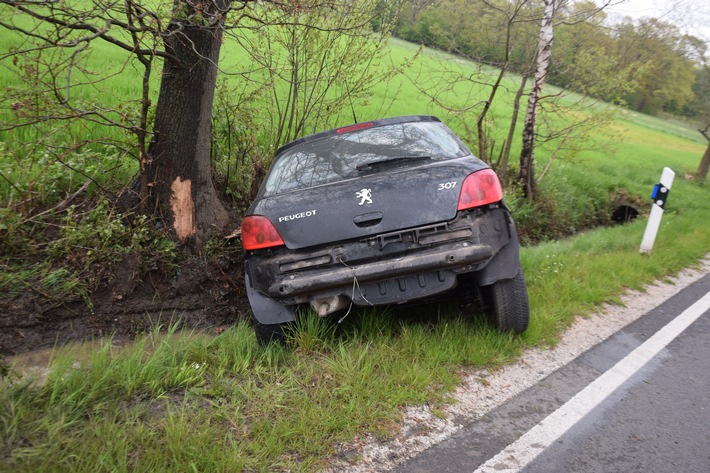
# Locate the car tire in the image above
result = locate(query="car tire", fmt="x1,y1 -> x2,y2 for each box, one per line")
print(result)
485,271 -> 530,334
253,318 -> 289,346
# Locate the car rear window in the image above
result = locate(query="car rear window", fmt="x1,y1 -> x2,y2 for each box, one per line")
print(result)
262,121 -> 471,196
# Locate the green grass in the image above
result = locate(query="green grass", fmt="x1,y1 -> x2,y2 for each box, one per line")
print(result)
3,15 -> 710,472
0,317 -> 520,472
4,198 -> 710,471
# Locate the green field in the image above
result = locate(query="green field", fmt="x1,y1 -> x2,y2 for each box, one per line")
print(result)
2,25 -> 710,473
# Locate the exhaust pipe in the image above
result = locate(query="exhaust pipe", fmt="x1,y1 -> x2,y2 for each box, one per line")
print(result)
310,296 -> 349,316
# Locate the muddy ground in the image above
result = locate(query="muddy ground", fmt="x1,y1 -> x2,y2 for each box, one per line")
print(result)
0,250 -> 250,358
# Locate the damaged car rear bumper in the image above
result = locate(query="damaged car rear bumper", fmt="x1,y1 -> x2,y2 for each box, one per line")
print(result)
245,206 -> 520,324
268,242 -> 493,298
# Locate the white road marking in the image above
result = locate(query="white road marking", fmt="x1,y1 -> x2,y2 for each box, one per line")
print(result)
474,290 -> 710,473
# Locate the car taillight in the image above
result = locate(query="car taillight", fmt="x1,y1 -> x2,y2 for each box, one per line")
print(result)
241,215 -> 285,250
457,169 -> 503,210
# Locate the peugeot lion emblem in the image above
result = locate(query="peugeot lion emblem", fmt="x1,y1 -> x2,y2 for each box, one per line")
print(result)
356,188 -> 372,206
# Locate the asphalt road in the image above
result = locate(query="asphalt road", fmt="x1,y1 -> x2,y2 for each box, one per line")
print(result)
395,273 -> 710,473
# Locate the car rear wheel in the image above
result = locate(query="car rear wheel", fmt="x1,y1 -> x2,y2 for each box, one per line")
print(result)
485,271 -> 530,334
253,318 -> 289,346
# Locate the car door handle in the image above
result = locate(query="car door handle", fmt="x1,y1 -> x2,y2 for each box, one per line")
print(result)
353,211 -> 383,227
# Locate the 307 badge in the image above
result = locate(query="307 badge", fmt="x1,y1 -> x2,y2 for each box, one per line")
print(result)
438,181 -> 457,190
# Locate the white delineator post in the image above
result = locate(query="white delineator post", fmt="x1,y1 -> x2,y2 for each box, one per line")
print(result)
640,167 -> 675,254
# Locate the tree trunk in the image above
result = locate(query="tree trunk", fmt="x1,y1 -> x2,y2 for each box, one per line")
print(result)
698,127 -> 710,182
145,1 -> 230,246
698,143 -> 710,182
499,73 -> 529,181
519,0 -> 555,201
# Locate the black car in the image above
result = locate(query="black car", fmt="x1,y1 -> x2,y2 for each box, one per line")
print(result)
241,115 -> 529,344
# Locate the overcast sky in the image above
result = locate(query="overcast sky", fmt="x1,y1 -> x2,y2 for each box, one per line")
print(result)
600,0 -> 710,41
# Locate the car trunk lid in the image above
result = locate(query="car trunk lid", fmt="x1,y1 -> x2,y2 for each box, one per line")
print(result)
251,158 -> 486,249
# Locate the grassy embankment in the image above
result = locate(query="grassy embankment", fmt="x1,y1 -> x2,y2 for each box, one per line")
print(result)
1,31 -> 710,472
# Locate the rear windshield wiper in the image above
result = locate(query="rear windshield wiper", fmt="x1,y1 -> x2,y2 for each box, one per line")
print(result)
356,155 -> 432,171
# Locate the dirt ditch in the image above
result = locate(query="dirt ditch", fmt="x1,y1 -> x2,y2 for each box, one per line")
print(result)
0,252 -> 249,360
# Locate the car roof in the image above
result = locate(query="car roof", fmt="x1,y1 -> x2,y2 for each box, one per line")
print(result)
274,115 -> 443,156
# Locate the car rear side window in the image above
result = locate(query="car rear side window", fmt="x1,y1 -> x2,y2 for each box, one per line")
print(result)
263,121 -> 471,196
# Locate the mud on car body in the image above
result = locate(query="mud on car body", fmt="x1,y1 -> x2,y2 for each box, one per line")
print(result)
241,115 -> 529,344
